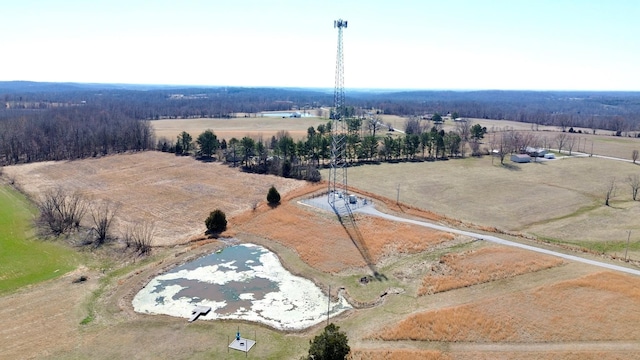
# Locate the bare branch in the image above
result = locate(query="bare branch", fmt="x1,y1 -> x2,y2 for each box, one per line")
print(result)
555,133 -> 568,154
566,136 -> 577,155
37,187 -> 87,236
627,174 -> 640,201
123,222 -> 154,255
604,178 -> 616,206
89,201 -> 118,246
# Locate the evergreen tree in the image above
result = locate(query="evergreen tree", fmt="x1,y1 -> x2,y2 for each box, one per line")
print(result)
196,129 -> 219,158
205,209 -> 227,234
267,186 -> 281,206
305,323 -> 350,360
177,131 -> 193,155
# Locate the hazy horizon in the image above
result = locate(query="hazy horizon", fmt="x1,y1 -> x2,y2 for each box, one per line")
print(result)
2,1 -> 639,91
5,80 -> 640,94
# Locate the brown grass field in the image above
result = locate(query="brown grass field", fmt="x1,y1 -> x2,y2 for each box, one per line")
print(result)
152,116 -> 328,142
237,200 -> 455,273
2,118 -> 640,358
2,152 -> 304,246
373,271 -> 640,343
349,349 -> 452,360
418,246 -> 564,295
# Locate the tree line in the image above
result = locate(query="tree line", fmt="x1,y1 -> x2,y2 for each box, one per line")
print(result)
0,106 -> 155,166
156,117 -> 489,180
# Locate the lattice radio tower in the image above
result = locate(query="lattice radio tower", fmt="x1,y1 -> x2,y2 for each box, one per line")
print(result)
328,19 -> 350,213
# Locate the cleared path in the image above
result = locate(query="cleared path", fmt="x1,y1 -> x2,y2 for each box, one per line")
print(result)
355,206 -> 640,277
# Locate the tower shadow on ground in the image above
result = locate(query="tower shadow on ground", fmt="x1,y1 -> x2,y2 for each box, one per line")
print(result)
335,208 -> 387,281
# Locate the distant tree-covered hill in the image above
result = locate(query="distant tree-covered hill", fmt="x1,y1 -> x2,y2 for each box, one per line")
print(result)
1,81 -> 639,140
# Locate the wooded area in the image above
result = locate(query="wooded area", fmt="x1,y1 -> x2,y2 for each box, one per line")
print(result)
2,82 -> 640,167
0,106 -> 154,165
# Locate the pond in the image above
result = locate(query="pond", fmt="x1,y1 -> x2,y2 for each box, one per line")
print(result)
132,243 -> 351,330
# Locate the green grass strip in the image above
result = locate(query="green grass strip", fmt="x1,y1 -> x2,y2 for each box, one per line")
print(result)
0,185 -> 79,294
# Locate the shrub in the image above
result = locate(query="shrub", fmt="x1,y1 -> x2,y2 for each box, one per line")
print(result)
123,222 -> 154,256
306,166 -> 322,182
37,188 -> 87,236
88,201 -> 117,246
267,186 -> 281,206
205,209 -> 227,234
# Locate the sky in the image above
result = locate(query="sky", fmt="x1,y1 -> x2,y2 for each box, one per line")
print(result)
2,0 -> 639,91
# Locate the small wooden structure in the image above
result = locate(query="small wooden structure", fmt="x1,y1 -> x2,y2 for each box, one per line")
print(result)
188,305 -> 211,322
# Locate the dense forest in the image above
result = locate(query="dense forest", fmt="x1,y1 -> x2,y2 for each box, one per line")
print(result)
1,81 -> 640,168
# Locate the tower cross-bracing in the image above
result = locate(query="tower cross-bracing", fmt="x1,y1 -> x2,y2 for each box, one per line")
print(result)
328,19 -> 350,213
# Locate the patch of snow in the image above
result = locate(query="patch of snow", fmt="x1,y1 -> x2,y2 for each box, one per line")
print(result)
239,293 -> 255,300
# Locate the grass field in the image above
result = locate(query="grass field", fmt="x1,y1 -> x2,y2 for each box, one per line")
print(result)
418,246 -> 564,296
332,155 -> 640,258
2,152 -> 305,246
152,116 -> 328,142
373,271 -> 640,343
238,198 -> 455,273
0,185 -> 79,294
2,124 -> 640,358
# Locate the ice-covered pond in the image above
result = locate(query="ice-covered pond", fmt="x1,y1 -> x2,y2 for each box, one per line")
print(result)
133,243 -> 351,330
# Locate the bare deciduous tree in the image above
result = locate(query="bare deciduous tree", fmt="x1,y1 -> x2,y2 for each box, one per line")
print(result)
366,116 -> 383,137
587,116 -> 597,135
404,116 -> 423,135
455,120 -> 472,158
519,132 -> 538,154
604,178 -> 616,206
37,188 -> 87,235
555,114 -> 571,132
470,141 -> 481,157
496,130 -> 513,165
123,222 -> 154,255
566,136 -> 577,155
555,133 -> 568,154
632,149 -> 639,164
611,116 -> 626,136
89,202 -> 117,246
627,174 -> 640,201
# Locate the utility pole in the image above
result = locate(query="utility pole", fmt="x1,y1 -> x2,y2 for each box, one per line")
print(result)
327,284 -> 331,326
625,231 -> 631,261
